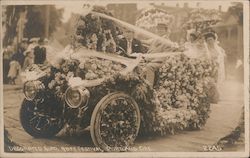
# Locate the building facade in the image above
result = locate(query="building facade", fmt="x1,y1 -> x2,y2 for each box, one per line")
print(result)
106,4 -> 138,25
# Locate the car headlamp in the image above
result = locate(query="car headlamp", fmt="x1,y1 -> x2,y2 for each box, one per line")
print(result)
23,80 -> 45,100
65,86 -> 90,108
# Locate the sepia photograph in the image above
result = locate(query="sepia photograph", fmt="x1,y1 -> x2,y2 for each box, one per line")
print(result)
0,0 -> 249,157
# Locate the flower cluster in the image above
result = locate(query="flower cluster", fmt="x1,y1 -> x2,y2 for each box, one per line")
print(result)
47,57 -> 125,99
156,55 -> 217,108
151,107 -> 198,135
76,57 -> 125,80
140,54 -> 218,135
73,6 -> 119,53
47,59 -> 79,99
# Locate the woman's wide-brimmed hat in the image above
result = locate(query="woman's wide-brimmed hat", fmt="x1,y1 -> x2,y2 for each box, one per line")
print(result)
22,38 -> 29,43
29,37 -> 40,43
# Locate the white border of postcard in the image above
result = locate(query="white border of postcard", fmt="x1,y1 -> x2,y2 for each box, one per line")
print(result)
0,0 -> 249,157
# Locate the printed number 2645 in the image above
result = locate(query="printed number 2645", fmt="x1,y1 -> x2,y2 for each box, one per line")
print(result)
203,145 -> 222,152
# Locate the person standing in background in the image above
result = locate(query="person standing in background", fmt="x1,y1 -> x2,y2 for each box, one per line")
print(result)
3,45 -> 14,84
27,38 -> 39,51
204,31 -> 226,84
11,39 -> 27,68
23,50 -> 34,70
235,52 -> 243,82
8,54 -> 21,85
34,38 -> 47,64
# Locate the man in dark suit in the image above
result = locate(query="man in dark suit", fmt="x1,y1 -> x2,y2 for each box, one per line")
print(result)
34,38 -> 47,64
11,39 -> 28,68
116,30 -> 142,56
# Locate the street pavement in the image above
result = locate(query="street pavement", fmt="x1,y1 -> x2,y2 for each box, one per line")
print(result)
3,80 -> 244,152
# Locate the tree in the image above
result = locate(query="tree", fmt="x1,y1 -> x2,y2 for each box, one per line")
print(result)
3,5 -> 64,47
24,5 -> 64,39
3,6 -> 26,46
227,2 -> 243,25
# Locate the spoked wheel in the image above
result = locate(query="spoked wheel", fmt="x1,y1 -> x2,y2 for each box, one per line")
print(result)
20,99 -> 64,138
90,92 -> 141,152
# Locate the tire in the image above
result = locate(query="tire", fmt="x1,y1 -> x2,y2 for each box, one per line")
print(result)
20,99 -> 64,138
90,92 -> 141,151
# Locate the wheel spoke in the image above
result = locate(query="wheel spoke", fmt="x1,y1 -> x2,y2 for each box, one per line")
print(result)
35,117 -> 42,130
40,118 -> 51,131
29,115 -> 39,122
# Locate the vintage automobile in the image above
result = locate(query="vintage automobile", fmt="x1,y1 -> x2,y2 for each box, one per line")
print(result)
20,11 -> 214,151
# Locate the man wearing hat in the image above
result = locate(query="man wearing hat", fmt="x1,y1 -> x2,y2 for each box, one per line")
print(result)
116,29 -> 142,56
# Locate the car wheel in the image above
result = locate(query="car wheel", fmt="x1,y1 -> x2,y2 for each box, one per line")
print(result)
90,92 -> 141,151
20,99 -> 64,138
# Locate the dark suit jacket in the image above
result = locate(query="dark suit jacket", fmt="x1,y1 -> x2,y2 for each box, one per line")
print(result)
34,46 -> 47,64
117,38 -> 142,54
12,48 -> 25,67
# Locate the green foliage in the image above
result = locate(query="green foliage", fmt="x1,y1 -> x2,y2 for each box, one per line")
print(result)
24,5 -> 64,38
3,6 -> 26,46
227,2 -> 243,25
3,5 -> 63,46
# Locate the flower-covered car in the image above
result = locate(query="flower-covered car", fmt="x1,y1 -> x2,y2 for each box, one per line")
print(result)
20,9 -> 217,151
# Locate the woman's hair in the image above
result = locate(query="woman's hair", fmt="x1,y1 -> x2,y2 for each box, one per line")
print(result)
203,27 -> 217,41
204,32 -> 216,41
25,51 -> 32,56
190,33 -> 198,41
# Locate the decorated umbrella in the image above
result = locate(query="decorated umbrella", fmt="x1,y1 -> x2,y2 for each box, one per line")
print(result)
183,8 -> 222,32
136,7 -> 175,35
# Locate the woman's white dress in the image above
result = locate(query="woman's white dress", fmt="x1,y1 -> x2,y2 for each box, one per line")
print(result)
184,41 -> 226,84
207,45 -> 226,84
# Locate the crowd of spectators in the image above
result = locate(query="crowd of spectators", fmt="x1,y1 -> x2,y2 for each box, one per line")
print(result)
3,38 -> 48,84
